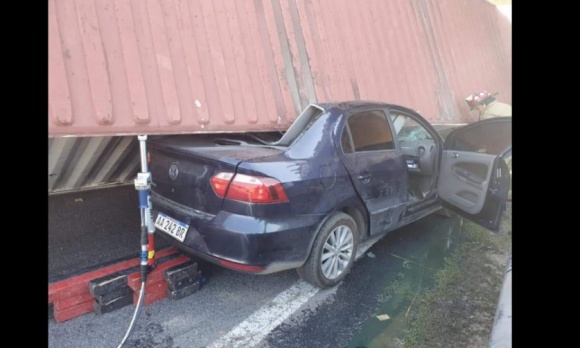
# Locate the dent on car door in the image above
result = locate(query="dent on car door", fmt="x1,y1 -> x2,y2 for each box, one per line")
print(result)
339,109 -> 407,234
438,117 -> 512,231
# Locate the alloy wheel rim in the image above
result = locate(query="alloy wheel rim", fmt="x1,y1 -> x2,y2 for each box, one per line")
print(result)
321,225 -> 354,280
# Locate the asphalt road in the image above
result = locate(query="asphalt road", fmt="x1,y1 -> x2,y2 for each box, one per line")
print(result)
49,185 -> 170,282
49,184 -> 461,348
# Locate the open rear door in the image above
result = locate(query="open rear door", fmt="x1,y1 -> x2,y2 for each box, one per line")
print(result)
438,117 -> 511,231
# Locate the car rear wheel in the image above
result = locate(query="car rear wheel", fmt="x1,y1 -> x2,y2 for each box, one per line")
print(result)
298,212 -> 359,289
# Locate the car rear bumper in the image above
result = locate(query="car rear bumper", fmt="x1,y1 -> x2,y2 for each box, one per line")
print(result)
152,193 -> 325,274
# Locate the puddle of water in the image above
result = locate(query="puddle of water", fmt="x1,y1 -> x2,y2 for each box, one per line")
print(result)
347,215 -> 465,348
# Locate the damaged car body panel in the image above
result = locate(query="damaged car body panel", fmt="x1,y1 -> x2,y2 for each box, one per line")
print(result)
149,102 -> 511,288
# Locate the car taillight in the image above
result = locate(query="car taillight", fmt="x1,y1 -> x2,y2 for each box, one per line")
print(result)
210,172 -> 288,203
210,172 -> 235,198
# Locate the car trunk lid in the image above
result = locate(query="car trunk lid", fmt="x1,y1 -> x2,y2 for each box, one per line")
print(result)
149,138 -> 284,215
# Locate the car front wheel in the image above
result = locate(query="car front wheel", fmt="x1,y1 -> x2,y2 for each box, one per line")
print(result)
298,212 -> 359,289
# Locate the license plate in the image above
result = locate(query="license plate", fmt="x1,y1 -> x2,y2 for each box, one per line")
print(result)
155,212 -> 189,242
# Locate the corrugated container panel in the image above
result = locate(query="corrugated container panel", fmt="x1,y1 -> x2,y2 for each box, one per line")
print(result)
49,136 -> 140,193
424,0 -> 512,121
49,0 -> 511,192
49,0 -> 510,137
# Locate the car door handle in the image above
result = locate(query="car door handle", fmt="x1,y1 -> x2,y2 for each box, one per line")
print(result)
456,169 -> 470,180
357,174 -> 371,184
455,169 -> 483,185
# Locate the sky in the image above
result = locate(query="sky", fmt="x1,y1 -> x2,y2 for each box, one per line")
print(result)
497,5 -> 512,22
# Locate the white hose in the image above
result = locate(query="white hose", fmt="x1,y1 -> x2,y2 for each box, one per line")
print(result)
117,282 -> 146,348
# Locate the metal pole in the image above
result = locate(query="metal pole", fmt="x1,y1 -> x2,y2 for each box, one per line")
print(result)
118,135 -> 155,347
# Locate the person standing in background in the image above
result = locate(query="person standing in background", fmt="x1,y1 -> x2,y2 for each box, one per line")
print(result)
465,91 -> 512,120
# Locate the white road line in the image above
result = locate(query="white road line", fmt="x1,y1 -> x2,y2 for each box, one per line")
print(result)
207,238 -> 381,348
207,281 -> 318,348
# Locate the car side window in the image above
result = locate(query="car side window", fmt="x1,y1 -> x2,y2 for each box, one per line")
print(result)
447,120 -> 511,155
343,110 -> 395,152
390,112 -> 433,142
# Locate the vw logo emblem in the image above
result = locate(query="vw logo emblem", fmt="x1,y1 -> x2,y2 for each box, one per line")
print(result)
168,163 -> 179,181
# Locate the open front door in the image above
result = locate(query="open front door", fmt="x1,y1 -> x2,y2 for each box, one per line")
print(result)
438,151 -> 510,230
437,117 -> 511,231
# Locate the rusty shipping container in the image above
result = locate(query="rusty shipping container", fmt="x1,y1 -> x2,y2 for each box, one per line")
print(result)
48,0 -> 511,192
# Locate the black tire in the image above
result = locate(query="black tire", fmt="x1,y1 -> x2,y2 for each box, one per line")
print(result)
297,212 -> 359,289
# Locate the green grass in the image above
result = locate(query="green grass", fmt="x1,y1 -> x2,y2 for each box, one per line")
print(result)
402,217 -> 512,348
402,249 -> 463,347
463,220 -> 512,251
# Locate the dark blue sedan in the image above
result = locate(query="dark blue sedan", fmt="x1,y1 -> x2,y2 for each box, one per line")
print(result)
149,102 -> 511,288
